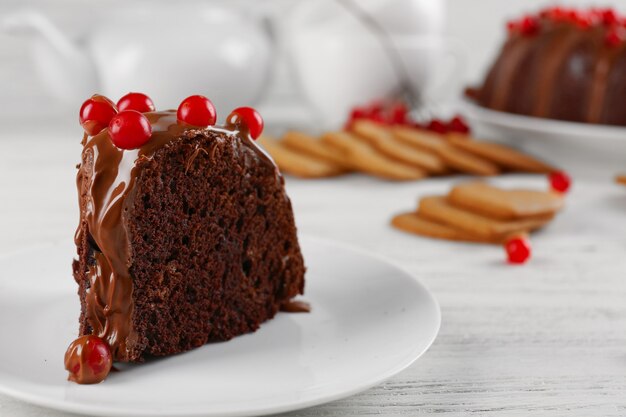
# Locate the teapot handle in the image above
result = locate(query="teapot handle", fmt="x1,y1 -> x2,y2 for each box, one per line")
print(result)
0,9 -> 79,57
422,36 -> 468,108
1,8 -> 98,105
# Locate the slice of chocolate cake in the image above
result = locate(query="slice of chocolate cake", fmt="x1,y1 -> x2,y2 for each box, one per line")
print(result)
70,95 -> 305,379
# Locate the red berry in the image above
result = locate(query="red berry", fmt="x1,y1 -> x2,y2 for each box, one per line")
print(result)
565,9 -> 579,22
227,106 -> 264,140
604,28 -> 624,48
549,170 -> 572,193
368,112 -> 386,124
601,8 -> 619,26
108,110 -> 152,149
448,115 -> 471,134
575,13 -> 593,29
64,335 -> 112,384
540,7 -> 555,19
368,100 -> 385,114
427,119 -> 448,134
349,107 -> 368,123
389,102 -> 409,125
505,235 -> 532,264
507,20 -> 519,33
520,15 -> 540,36
364,104 -> 386,123
177,95 -> 217,127
553,7 -> 571,22
117,92 -> 155,113
345,107 -> 368,130
540,6 -> 565,20
79,95 -> 117,136
351,107 -> 368,120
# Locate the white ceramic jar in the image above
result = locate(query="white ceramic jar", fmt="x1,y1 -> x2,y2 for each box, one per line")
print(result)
284,0 -> 455,128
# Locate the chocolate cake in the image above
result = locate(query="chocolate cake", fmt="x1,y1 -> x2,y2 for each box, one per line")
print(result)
469,7 -> 626,126
72,101 -> 305,367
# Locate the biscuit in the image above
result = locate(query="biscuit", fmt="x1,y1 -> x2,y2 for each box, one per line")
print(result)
392,126 -> 500,176
418,195 -> 554,240
446,132 -> 472,141
448,182 -> 564,220
282,131 -> 351,169
350,120 -> 447,174
391,212 -> 496,243
257,136 -> 346,178
321,131 -> 426,181
617,175 -> 626,186
447,136 -> 556,173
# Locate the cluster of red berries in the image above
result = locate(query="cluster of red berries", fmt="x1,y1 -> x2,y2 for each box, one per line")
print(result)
507,7 -> 626,47
507,15 -> 542,36
346,100 -> 410,126
503,170 -> 572,265
540,6 -> 624,27
421,116 -> 471,135
346,100 -> 471,135
79,93 -> 264,150
605,25 -> 626,47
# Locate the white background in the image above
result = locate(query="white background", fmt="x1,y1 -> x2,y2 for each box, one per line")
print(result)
2,0 -> 626,123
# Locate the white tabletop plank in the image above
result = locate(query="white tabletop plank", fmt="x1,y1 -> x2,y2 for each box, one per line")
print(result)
0,130 -> 625,416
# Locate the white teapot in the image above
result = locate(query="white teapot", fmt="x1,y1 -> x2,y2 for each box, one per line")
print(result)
1,4 -> 272,113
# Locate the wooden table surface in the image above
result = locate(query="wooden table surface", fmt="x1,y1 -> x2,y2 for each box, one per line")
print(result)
1,130 -> 625,416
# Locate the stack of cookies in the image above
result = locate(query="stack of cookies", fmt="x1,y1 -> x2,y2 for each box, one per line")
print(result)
258,120 -> 556,180
392,182 -> 564,244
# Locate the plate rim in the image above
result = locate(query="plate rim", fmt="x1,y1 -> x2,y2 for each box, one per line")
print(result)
461,99 -> 626,141
0,234 -> 441,417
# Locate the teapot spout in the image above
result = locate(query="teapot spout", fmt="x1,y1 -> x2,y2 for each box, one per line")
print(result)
1,9 -> 98,104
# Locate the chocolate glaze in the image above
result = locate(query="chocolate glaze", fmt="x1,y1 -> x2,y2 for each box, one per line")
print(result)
487,35 -> 535,111
75,111 -> 276,361
530,26 -> 585,117
280,300 -> 311,313
587,38 -> 624,123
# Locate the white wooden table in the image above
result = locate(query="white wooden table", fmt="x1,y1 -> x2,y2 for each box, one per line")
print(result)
1,125 -> 625,416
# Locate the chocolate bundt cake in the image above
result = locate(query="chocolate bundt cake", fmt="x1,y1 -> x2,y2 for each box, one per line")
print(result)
72,96 -> 305,371
470,7 -> 626,126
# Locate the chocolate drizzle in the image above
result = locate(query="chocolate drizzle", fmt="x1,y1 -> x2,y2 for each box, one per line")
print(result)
486,35 -> 534,111
75,111 -> 275,361
530,26 -> 585,117
280,300 -> 311,313
587,39 -> 623,123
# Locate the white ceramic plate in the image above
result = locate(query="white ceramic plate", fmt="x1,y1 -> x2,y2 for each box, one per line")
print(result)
461,99 -> 626,143
461,99 -> 626,175
0,236 -> 440,417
